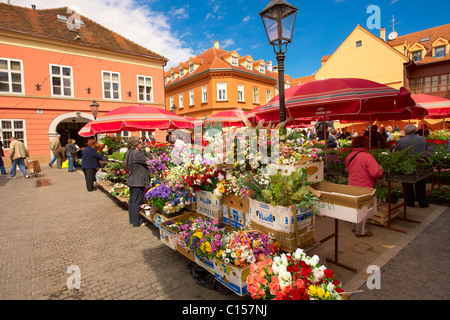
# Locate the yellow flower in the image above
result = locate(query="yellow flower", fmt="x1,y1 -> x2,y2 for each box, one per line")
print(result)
324,291 -> 331,300
317,287 -> 325,299
300,154 -> 307,160
308,285 -> 316,296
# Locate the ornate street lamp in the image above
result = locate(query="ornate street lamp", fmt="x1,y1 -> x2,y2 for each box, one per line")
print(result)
260,0 -> 298,123
90,99 -> 100,120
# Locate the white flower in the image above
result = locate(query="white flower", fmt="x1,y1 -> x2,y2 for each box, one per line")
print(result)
293,248 -> 304,260
310,255 -> 320,266
327,282 -> 335,292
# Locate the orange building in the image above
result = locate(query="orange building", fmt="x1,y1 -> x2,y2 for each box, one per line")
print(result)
164,41 -> 279,118
0,3 -> 168,166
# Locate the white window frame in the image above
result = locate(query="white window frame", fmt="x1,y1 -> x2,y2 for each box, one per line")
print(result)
253,86 -> 259,104
50,64 -> 73,97
202,85 -> 207,103
189,63 -> 194,74
171,73 -> 175,81
189,89 -> 195,106
1,119 -> 26,149
169,96 -> 174,109
259,64 -> 265,73
179,93 -> 184,109
246,60 -> 252,70
231,55 -> 238,66
102,71 -> 121,100
217,82 -> 227,101
179,68 -> 184,78
137,75 -> 153,102
237,84 -> 245,102
266,89 -> 271,103
0,58 -> 24,95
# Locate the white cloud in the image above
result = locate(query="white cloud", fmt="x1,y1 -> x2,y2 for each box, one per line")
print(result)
11,0 -> 195,70
242,15 -> 252,23
221,38 -> 235,49
173,5 -> 189,19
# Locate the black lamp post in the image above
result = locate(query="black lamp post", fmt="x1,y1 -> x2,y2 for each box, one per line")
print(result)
90,100 -> 100,120
260,0 -> 298,124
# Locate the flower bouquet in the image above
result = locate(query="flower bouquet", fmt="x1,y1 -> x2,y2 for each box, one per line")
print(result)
145,184 -> 191,217
109,183 -> 130,198
247,248 -> 344,300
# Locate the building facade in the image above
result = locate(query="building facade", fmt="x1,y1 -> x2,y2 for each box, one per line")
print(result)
164,41 -> 278,119
0,3 -> 168,165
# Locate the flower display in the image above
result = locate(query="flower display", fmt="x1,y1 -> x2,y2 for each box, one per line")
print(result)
216,230 -> 281,268
145,184 -> 191,214
182,163 -> 226,194
247,249 -> 344,300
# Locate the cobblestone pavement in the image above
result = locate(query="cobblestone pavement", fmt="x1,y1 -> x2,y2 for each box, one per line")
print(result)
0,164 -> 448,301
0,165 -> 244,300
350,207 -> 450,300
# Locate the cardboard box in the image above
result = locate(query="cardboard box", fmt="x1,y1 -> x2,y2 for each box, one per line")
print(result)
159,226 -> 177,250
213,259 -> 250,296
197,190 -> 223,210
274,160 -> 324,182
223,194 -> 250,212
194,253 -> 215,275
248,199 -> 314,234
223,205 -> 249,229
311,182 -> 377,224
158,211 -> 202,251
27,160 -> 41,175
197,203 -> 223,221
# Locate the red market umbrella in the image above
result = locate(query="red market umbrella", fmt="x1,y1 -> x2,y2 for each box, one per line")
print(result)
255,78 -> 416,123
247,105 -> 312,126
78,105 -> 194,137
338,104 -> 428,122
204,109 -> 250,127
412,94 -> 450,119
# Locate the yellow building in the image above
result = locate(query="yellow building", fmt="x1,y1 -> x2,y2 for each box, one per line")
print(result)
315,25 -> 409,89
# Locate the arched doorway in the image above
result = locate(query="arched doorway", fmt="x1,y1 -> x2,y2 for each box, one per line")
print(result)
48,112 -> 94,149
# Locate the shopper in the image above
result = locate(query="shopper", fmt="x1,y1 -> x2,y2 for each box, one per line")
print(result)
125,136 -> 150,228
81,139 -> 101,192
8,137 -> 30,179
345,135 -> 384,237
385,126 -> 394,142
326,129 -> 339,148
364,125 -> 383,148
0,140 -> 6,175
54,146 -> 66,169
394,124 -> 429,208
65,139 -> 78,172
48,134 -> 61,168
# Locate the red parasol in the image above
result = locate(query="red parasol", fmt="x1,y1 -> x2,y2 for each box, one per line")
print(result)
78,105 -> 194,137
204,109 -> 250,127
255,78 -> 416,123
411,94 -> 450,119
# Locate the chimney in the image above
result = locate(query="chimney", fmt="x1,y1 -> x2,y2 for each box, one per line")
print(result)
213,40 -> 220,50
267,61 -> 273,72
31,4 -> 36,9
380,27 -> 386,41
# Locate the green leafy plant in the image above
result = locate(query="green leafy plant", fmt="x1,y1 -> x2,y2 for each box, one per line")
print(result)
380,147 -> 431,175
244,168 -> 320,213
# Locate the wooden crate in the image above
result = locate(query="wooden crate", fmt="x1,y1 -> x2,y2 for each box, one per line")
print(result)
367,202 -> 400,226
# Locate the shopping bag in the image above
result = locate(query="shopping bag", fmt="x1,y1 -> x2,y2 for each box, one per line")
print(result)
61,160 -> 69,169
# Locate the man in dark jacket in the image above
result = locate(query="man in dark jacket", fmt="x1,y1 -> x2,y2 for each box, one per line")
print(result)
394,124 -> 428,208
125,136 -> 151,227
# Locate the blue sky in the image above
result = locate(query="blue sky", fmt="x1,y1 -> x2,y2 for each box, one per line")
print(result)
7,0 -> 450,78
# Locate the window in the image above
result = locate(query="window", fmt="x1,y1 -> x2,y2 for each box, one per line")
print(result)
420,36 -> 430,43
231,55 -> 238,66
253,87 -> 259,104
179,68 -> 184,78
238,84 -> 244,102
424,77 -> 431,93
1,120 -> 25,149
116,131 -> 129,143
441,74 -> 449,91
50,64 -> 73,96
169,96 -> 174,109
217,82 -> 227,101
179,93 -> 184,109
259,64 -> 265,73
409,78 -> 422,94
137,76 -> 153,102
189,63 -> 194,74
412,51 -> 422,62
435,46 -> 446,58
171,73 -> 175,81
266,89 -> 271,103
189,89 -> 195,106
0,58 -> 23,94
103,71 -> 120,100
247,61 -> 252,70
431,76 -> 439,92
202,85 -> 207,103
356,40 -> 362,47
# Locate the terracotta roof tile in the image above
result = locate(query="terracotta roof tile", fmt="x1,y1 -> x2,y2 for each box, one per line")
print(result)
0,3 -> 168,62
